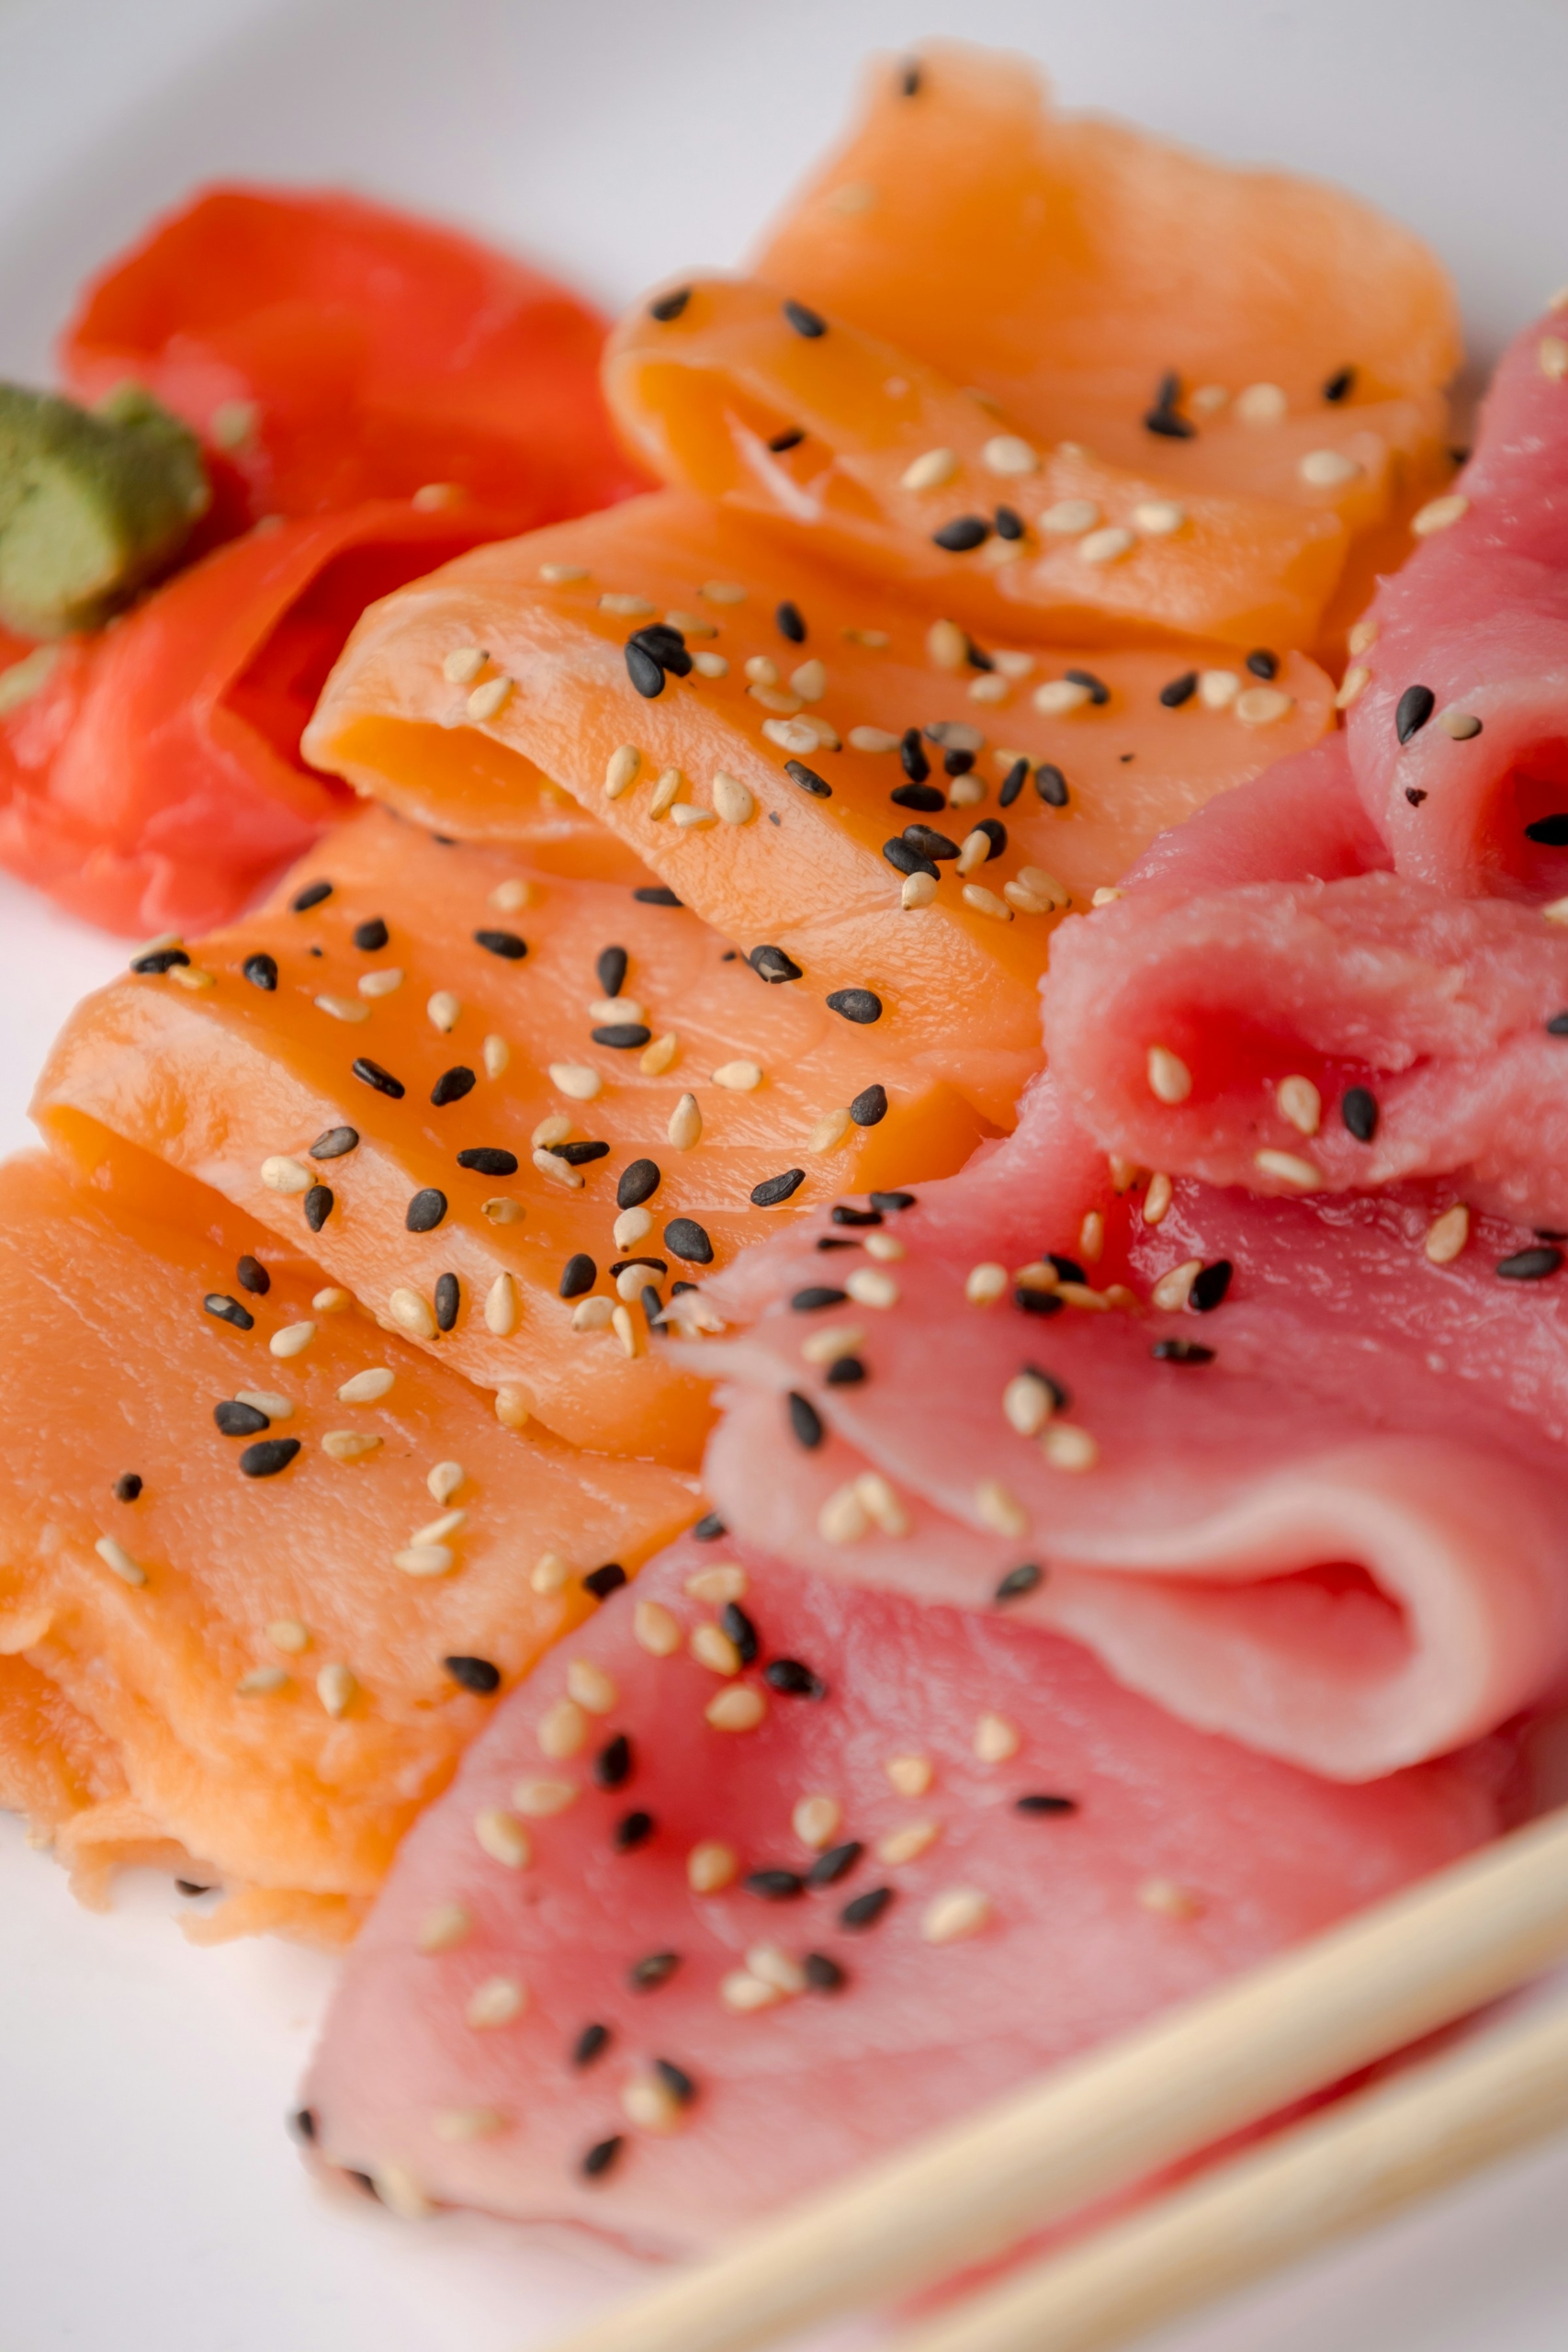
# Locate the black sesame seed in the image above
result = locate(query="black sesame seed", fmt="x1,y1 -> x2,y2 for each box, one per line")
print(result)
792,1284 -> 849,1312
899,56 -> 921,94
344,2170 -> 378,2199
239,1436 -> 300,1479
1015,1285 -> 1065,1317
746,1869 -> 807,1901
831,1204 -> 882,1226
840,1886 -> 894,1930
628,624 -> 691,673
550,1140 -> 610,1166
573,2023 -> 613,2072
1048,1254 -> 1087,1285
782,302 -> 826,341
352,916 -> 389,952
869,1190 -> 916,1212
112,1472 -> 142,1503
1395,684 -> 1436,744
175,1879 -> 212,1896
434,1272 -> 460,1331
290,2108 -> 317,2142
898,727 -> 931,785
291,879 -> 333,912
1190,1259 -> 1233,1314
214,1398 -> 269,1438
1525,815 -> 1568,845
1497,1246 -> 1562,1282
310,1125 -> 359,1159
203,1293 -> 254,1331
615,1810 -> 656,1852
236,1254 -> 271,1295
993,504 -> 1025,540
764,1657 -> 827,1698
1159,671 -> 1199,708
593,1733 -> 632,1790
593,1023 -> 653,1055
807,1840 -> 863,1887
654,2059 -> 696,2106
784,757 -> 831,799
1323,366 -> 1356,403
932,514 -> 991,552
751,1168 -> 807,1208
694,1510 -> 727,1542
749,944 -> 802,984
628,1951 -> 680,1991
649,287 -> 691,322
943,747 -> 976,778
664,1217 -> 714,1265
1065,668 -> 1111,706
242,952 -> 277,989
816,1237 -> 858,1250
671,1281 -> 696,1295
583,1562 -> 628,1600
457,1147 -> 520,1175
1144,372 -> 1195,438
430,1065 -> 476,1107
131,946 -> 190,974
1016,1793 -> 1079,1816
825,1355 -> 866,1386
998,758 -> 1029,808
581,2136 -> 624,2179
1151,1337 -> 1216,1363
786,1390 -> 824,1449
1342,1087 -> 1380,1142
804,1952 -> 846,1992
826,987 -> 882,1024
884,837 -> 939,878
616,1158 -> 662,1212
473,928 -> 527,960
1034,763 -> 1070,808
850,1084 -> 887,1128
559,1251 -> 597,1299
589,947 -> 629,1005
995,1562 -> 1044,1603
1548,1012 -> 1568,1037
1405,787 -> 1428,807
641,1283 -> 665,1328
767,425 -> 806,453
303,1183 -> 333,1232
635,885 -> 682,906
969,818 -> 1007,861
352,1057 -> 405,1099
775,601 -> 808,645
444,1654 -> 500,1693
609,1257 -> 667,1281
406,1187 -> 447,1233
720,1603 -> 760,1666
1245,650 -> 1279,682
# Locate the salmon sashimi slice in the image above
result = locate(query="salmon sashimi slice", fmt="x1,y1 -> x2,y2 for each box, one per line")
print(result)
0,1152 -> 697,1937
296,1532 -> 1510,2251
604,277 -> 1349,652
34,808 -> 989,1465
683,1077 -> 1568,1781
302,492 -> 1334,1126
752,43 -> 1457,578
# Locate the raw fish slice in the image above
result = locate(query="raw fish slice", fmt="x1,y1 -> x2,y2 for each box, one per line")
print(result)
1127,733 -> 1390,892
36,808 -> 989,1465
604,277 -> 1348,650
1344,309 -> 1568,895
0,1152 -> 696,1936
303,490 -> 1332,1125
1042,868 -> 1568,1225
299,1537 -> 1507,2252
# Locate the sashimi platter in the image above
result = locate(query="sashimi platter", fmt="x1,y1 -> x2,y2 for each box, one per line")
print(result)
8,33 -> 1568,2349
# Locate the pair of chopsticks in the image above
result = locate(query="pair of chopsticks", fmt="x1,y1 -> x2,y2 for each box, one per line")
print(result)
550,1802 -> 1568,2352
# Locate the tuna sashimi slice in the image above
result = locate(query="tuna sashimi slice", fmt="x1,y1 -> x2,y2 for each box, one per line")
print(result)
299,1536 -> 1509,2253
301,490 -> 1333,1128
35,807 -> 990,1467
686,1078 -> 1568,1779
0,1152 -> 696,1939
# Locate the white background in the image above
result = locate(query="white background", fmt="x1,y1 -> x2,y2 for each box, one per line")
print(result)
4,2 -> 1568,2346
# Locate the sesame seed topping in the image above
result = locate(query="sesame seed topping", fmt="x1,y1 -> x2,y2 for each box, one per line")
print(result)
1540,336 -> 1568,380
1235,382 -> 1288,424
705,1685 -> 767,1732
393,1542 -> 454,1578
291,878 -> 333,912
1146,1046 -> 1192,1104
1276,1075 -> 1322,1136
932,514 -> 991,553
1235,685 -> 1294,727
840,1886 -> 893,1930
1139,1877 -> 1205,1919
1254,1148 -> 1324,1188
1299,448 -> 1362,487
974,1712 -> 1020,1764
416,1900 -> 471,1954
1498,1245 -> 1563,1283
1032,677 -> 1093,716
242,953 -> 277,989
321,1430 -> 380,1462
475,1807 -> 531,1868
982,434 -> 1039,475
1078,525 -> 1134,564
1412,493 -> 1469,537
95,1534 -> 146,1587
1134,500 -> 1186,536
467,1977 -> 526,2029
965,1261 -> 1009,1306
878,1819 -> 942,1865
903,447 -> 959,492
317,1662 -> 355,1718
495,1385 -> 531,1430
688,1840 -> 739,1894
537,1698 -> 588,1759
1043,1423 -> 1100,1471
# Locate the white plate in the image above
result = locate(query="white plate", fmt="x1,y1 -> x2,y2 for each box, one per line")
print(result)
5,1 -> 1568,2345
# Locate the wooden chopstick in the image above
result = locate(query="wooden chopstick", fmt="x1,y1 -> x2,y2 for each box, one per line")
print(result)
548,1803 -> 1568,2352
897,1993 -> 1568,2352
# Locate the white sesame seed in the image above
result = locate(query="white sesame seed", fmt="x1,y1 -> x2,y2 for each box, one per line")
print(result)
747,1942 -> 807,1996
495,1386 -> 530,1430
845,1267 -> 899,1310
1348,617 -> 1379,656
640,1033 -> 678,1075
1039,498 -> 1100,536
1143,1172 -> 1174,1226
467,674 -> 513,723
443,645 -> 488,684
901,872 -> 939,910
750,683 -> 804,717
922,1887 -> 992,1944
358,967 -> 403,999
968,673 -> 1010,704
412,1508 -> 467,1548
372,2165 -> 433,2221
667,1091 -> 703,1150
1235,685 -> 1295,727
168,961 -> 216,991
711,1059 -> 763,1093
1255,1148 -> 1324,1188
902,447 -> 960,492
792,1793 -> 842,1849
745,655 -> 780,688
475,1807 -> 531,1869
1545,896 -> 1568,925
691,1622 -> 742,1676
1152,1259 -> 1202,1311
512,1777 -> 577,1815
1146,1046 -> 1192,1104
1079,1210 -> 1105,1263
863,1232 -> 904,1263
321,1430 -> 381,1462
927,617 -> 969,671
1412,493 -> 1469,537
393,1543 -> 454,1578
1043,1422 -> 1099,1472
615,1263 -> 652,1302
539,560 -> 590,584
412,480 -> 462,510
879,1819 -> 942,1866
1139,1877 -> 1205,1919
529,1551 -> 570,1594
389,1288 -> 435,1339
670,803 -> 718,828
974,1712 -> 1020,1763
1277,1075 -> 1322,1136
1003,1371 -> 1055,1436
705,1684 -> 767,1732
804,1106 -> 850,1155
261,1154 -> 311,1194
611,1302 -> 639,1358
534,1146 -> 585,1187
855,1469 -> 909,1534
538,1698 -> 588,1758
665,608 -> 716,636
722,1970 -> 784,2012
317,1662 -> 355,1718
1032,677 -> 1092,716
962,883 -> 1013,921
685,1564 -> 747,1603
571,1297 -> 615,1332
415,1899 -> 470,1953
687,1839 -> 739,1893
712,772 -> 755,824
604,743 -> 642,799
92,1532 -> 145,1587
268,1619 -> 310,1653
484,1272 -> 519,1336
886,1754 -> 933,1796
337,1365 -> 394,1404
955,829 -> 991,877
599,593 -> 655,616
965,1261 -> 1009,1306
848,725 -> 900,752
314,1289 -> 352,1315
634,1600 -> 682,1657
1337,666 -> 1371,710
975,1478 -> 1028,1538
1298,447 -> 1362,490
313,993 -> 369,1023
1008,867 -> 1069,915
1132,499 -> 1186,536
762,717 -> 817,757
1425,1204 -> 1470,1264
482,1197 -> 522,1230
1235,382 -> 1288,424
1078,525 -> 1135,564
427,989 -> 461,1033
981,434 -> 1039,476
843,626 -> 890,648
949,774 -> 985,808
467,1976 -> 527,2028
818,1480 -> 872,1542
480,1032 -> 510,1080
693,650 -> 728,678
789,658 -> 827,702
1199,669 -> 1240,710
1540,337 -> 1568,380
427,1461 -> 465,1505
591,995 -> 646,1024
702,578 -> 747,605
433,2105 -> 509,2144
269,1320 -> 316,1359
1438,707 -> 1483,739
648,765 -> 684,818
1190,383 -> 1229,414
